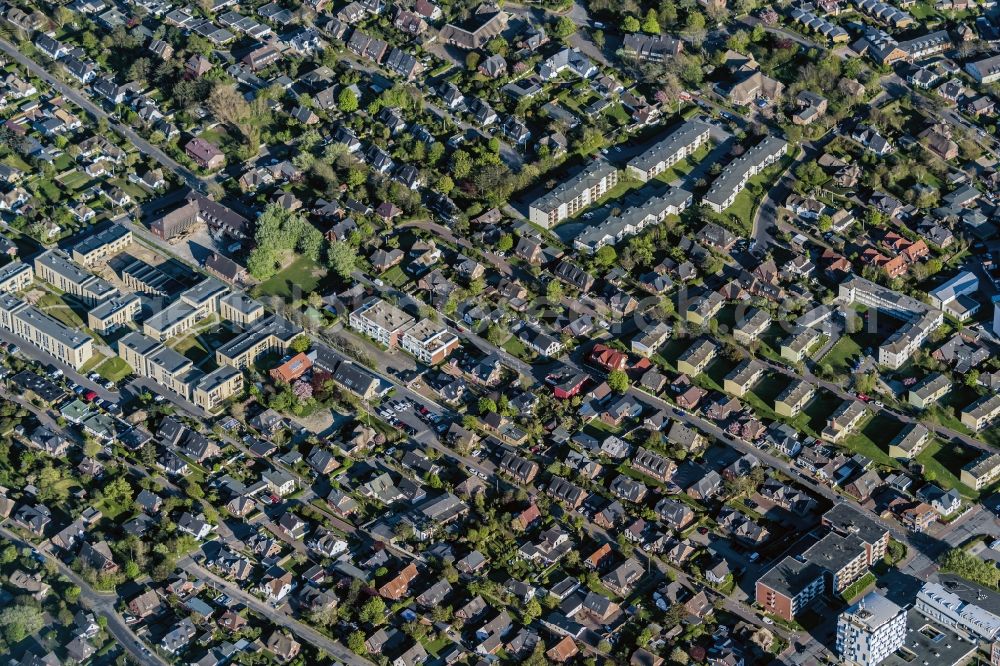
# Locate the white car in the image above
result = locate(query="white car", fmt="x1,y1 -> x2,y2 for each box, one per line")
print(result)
761,617 -> 774,625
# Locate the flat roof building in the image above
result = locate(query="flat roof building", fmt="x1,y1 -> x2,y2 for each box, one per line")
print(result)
71,224 -> 132,266
0,293 -> 94,369
34,249 -> 117,304
704,136 -> 788,212
349,298 -> 415,348
0,261 -> 32,294
401,318 -> 460,364
88,293 -> 141,334
756,556 -> 826,622
836,591 -> 906,666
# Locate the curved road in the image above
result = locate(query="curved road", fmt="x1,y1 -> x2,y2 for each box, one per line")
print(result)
0,524 -> 167,666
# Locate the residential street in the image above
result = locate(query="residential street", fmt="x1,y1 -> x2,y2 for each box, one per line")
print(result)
0,524 -> 168,666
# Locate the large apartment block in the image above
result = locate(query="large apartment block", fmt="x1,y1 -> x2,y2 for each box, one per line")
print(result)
755,556 -> 826,621
821,400 -> 868,443
401,319 -> 460,365
349,298 -> 415,348
573,187 -> 692,254
215,316 -> 301,370
626,121 -> 711,182
908,373 -> 949,409
119,331 -> 244,411
822,504 -> 890,565
529,159 -> 619,228
774,380 -> 814,418
704,136 -> 788,212
836,592 -> 906,666
71,224 -> 133,266
33,249 -> 117,305
803,532 -> 870,593
143,277 -> 229,341
0,261 -> 32,293
0,293 -> 94,369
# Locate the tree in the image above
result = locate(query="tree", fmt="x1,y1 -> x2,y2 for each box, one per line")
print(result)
522,597 -> 542,623
592,29 -> 605,48
0,544 -> 15,565
642,9 -> 661,33
103,476 -> 133,509
497,234 -> 514,253
478,397 -> 497,414
622,15 -> 641,32
465,51 -> 481,70
290,335 -> 311,353
347,630 -> 367,654
338,87 -> 358,113
608,369 -> 630,393
552,16 -> 577,39
594,245 -> 617,268
358,597 -> 387,625
1,605 -> 44,643
546,280 -> 564,303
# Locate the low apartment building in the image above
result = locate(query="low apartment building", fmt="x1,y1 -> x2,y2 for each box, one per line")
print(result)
755,556 -> 826,622
965,53 -> 1000,84
774,380 -> 815,418
632,446 -> 676,482
780,326 -> 823,363
960,451 -> 1000,490
349,298 -> 415,348
215,316 -> 301,370
529,159 -> 619,228
676,338 -> 718,376
685,290 -> 724,326
879,310 -> 943,370
821,400 -> 868,443
733,307 -> 771,345
0,293 -> 94,369
626,121 -> 711,182
401,318 -> 460,364
887,422 -> 929,460
0,261 -> 32,293
219,292 -> 265,327
961,394 -> 1000,432
574,187 -> 692,254
908,373 -> 950,409
71,224 -> 133,266
916,582 -> 1000,641
704,136 -> 788,212
191,365 -> 244,411
34,249 -> 117,305
723,359 -> 764,397
88,293 -> 141,334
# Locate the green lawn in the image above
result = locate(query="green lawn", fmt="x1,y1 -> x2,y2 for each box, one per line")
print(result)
257,255 -> 326,299
841,414 -> 901,468
915,439 -> 980,499
36,292 -> 85,328
95,356 -> 132,382
380,264 -> 408,288
79,352 -> 107,375
819,336 -> 861,377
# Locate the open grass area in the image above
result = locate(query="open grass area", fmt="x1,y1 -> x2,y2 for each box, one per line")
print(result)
257,255 -> 326,300
79,352 -> 107,375
95,356 -> 132,382
36,292 -> 85,328
841,414 -> 901,468
380,264 -> 408,288
915,439 -> 980,499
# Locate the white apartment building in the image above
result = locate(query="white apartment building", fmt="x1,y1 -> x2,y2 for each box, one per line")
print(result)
704,136 -> 788,212
626,121 -> 711,182
836,592 -> 906,666
915,582 -> 1000,642
349,298 -> 416,348
401,318 -> 460,364
529,159 -> 619,228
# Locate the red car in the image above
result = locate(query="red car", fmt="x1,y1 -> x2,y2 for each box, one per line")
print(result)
856,393 -> 870,402
83,390 -> 98,402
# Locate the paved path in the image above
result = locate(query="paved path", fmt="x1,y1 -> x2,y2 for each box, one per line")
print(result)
0,524 -> 167,666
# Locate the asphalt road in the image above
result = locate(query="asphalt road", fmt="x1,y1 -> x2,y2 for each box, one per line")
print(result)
178,557 -> 373,666
0,524 -> 167,666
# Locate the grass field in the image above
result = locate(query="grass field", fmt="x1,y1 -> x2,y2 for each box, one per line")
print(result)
95,356 -> 132,382
915,439 -> 979,499
257,255 -> 326,300
36,292 -> 85,328
841,413 -> 902,468
79,352 -> 107,375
